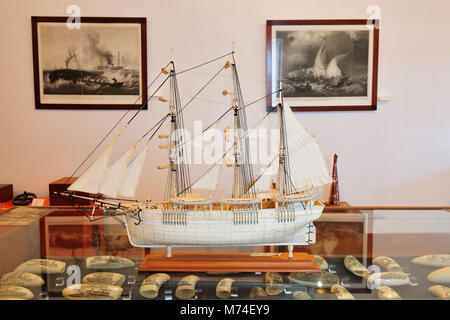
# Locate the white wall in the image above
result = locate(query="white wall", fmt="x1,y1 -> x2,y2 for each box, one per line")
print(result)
0,0 -> 449,205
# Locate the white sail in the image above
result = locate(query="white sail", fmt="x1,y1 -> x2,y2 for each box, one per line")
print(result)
118,142 -> 149,198
313,44 -> 327,78
326,53 -> 348,78
247,116 -> 270,159
253,114 -> 279,193
67,137 -> 118,194
254,170 -> 276,192
99,145 -> 136,197
283,105 -> 332,190
191,164 -> 221,191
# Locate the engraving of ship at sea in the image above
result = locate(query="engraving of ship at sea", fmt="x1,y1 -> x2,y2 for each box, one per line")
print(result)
60,49 -> 333,252
288,271 -> 339,288
0,285 -> 34,300
411,254 -> 450,267
140,273 -> 170,299
82,272 -> 126,286
38,24 -> 141,96
62,283 -> 123,300
275,30 -> 370,98
14,258 -> 66,274
86,256 -> 135,270
0,272 -> 44,288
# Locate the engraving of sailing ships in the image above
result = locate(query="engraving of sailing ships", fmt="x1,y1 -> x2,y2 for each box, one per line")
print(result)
60,51 -> 333,257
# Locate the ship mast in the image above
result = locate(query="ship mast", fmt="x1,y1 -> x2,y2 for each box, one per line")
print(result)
167,67 -> 177,199
276,85 -> 296,196
230,58 -> 241,198
165,61 -> 191,199
229,51 -> 255,199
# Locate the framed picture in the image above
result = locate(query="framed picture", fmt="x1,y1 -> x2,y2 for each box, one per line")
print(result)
266,20 -> 379,111
31,16 -> 147,110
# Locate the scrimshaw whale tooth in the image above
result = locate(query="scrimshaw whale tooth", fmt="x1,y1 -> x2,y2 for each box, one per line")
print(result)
157,164 -> 170,170
377,285 -> 401,300
313,255 -> 329,270
428,285 -> 450,300
373,256 -> 403,272
161,67 -> 169,75
216,278 -> 235,299
265,272 -> 285,295
14,258 -> 66,274
158,134 -> 169,139
331,284 -> 355,300
175,275 -> 200,300
292,291 -> 312,300
288,271 -> 339,288
367,272 -> 411,287
86,256 -> 135,270
159,143 -> 169,149
82,272 -> 126,287
249,286 -> 267,299
344,255 -> 369,278
140,273 -> 170,299
0,272 -> 44,288
427,266 -> 450,284
0,285 -> 34,300
62,283 -> 123,300
411,254 -> 450,267
158,96 -> 168,103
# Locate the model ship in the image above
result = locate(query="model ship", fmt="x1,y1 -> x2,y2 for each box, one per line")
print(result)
59,51 -> 333,258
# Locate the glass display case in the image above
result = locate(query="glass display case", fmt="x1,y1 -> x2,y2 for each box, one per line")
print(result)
0,206 -> 449,301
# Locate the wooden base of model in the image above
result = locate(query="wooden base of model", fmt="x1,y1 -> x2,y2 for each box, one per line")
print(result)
138,251 -> 320,272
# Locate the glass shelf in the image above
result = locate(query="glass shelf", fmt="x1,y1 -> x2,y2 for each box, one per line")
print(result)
0,206 -> 448,300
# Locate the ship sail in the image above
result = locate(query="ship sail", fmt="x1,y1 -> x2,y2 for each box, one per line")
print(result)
326,53 -> 348,78
283,104 -> 332,190
191,164 -> 221,191
99,145 -> 136,197
249,117 -> 277,192
67,137 -> 119,194
118,142 -> 149,198
254,170 -> 276,192
313,44 -> 327,78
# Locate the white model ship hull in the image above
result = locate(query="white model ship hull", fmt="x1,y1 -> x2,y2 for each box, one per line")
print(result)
123,204 -> 323,248
63,53 -> 334,255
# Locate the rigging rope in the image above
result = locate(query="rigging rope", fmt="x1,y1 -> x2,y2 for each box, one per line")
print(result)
65,52 -> 233,186
177,101 -> 280,196
176,90 -> 278,149
179,64 -> 226,114
175,51 -> 234,75
126,75 -> 171,125
64,61 -> 172,185
141,113 -> 170,141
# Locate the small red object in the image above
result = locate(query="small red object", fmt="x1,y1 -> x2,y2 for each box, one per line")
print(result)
328,154 -> 340,206
49,177 -> 94,206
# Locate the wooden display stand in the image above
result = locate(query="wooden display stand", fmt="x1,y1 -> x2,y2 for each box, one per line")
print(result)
138,251 -> 320,272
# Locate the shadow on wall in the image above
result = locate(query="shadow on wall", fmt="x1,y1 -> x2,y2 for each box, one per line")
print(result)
373,169 -> 450,206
